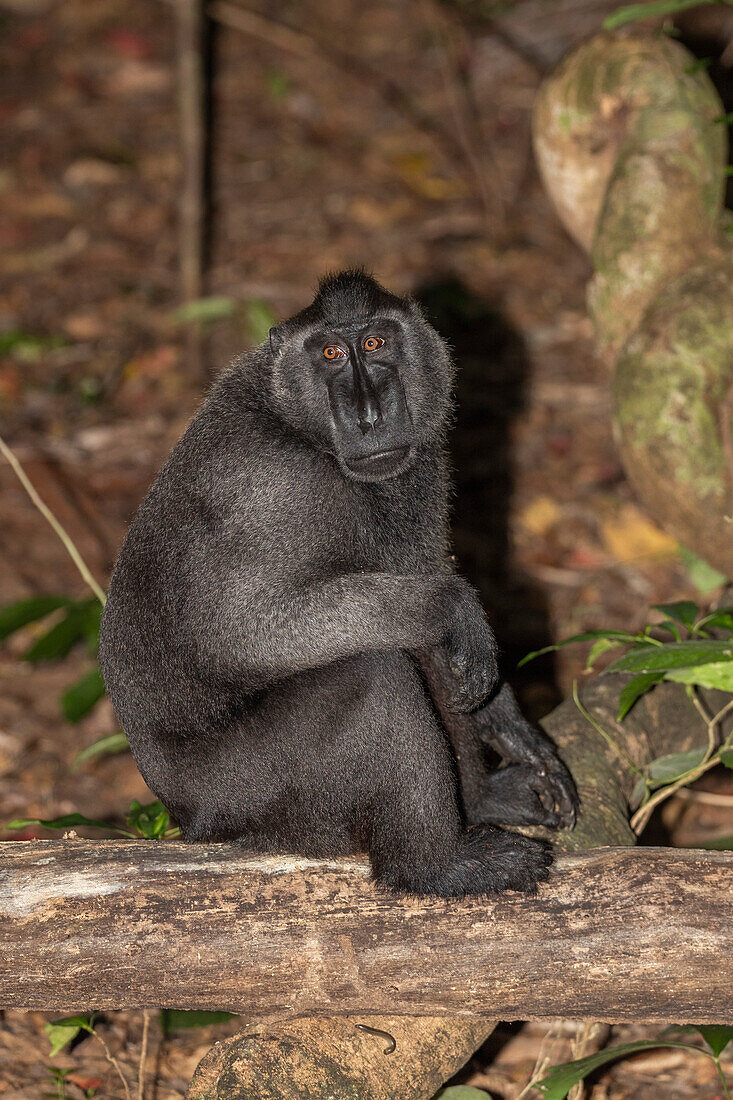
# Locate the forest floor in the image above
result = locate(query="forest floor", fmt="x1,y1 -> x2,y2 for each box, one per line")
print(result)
1,0 -> 732,1096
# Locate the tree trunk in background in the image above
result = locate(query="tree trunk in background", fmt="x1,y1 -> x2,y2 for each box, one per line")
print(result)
533,32 -> 733,577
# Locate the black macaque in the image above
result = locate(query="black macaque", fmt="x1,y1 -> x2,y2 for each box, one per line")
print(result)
99,271 -> 578,896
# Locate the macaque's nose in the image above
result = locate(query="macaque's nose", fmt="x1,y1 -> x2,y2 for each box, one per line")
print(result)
352,356 -> 382,434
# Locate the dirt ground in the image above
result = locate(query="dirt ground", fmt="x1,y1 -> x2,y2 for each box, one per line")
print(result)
1,0 -> 732,1096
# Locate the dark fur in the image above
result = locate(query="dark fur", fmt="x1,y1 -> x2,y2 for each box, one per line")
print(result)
100,271 -> 577,896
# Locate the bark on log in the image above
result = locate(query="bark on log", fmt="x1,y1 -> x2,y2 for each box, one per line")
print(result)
1,839 -> 732,1022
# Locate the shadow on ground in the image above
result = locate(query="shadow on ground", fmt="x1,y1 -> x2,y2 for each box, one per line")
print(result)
417,278 -> 560,720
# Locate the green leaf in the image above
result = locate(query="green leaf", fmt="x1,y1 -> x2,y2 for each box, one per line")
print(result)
5,812 -> 123,834
61,666 -> 106,722
171,296 -> 238,325
44,1016 -> 94,1057
24,601 -> 100,663
537,1040 -> 704,1099
647,745 -> 708,786
651,602 -> 699,631
697,1025 -> 733,1057
665,661 -> 733,690
0,596 -> 71,642
519,631 -> 640,668
694,608 -> 733,636
720,749 -> 733,770
160,1010 -> 238,1035
603,0 -> 719,30
245,300 -> 278,345
0,330 -> 66,361
630,774 -> 648,810
609,641 -> 733,674
679,546 -> 727,594
74,731 -> 130,766
127,799 -> 171,838
618,672 -> 663,720
656,619 -> 681,641
586,637 -> 624,669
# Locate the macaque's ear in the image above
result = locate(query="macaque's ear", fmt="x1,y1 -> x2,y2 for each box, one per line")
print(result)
269,325 -> 286,359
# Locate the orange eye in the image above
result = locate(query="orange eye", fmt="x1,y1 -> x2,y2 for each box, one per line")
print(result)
323,346 -> 346,360
363,336 -> 385,352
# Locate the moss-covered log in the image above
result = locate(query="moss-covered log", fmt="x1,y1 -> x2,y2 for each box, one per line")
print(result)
533,33 -> 733,575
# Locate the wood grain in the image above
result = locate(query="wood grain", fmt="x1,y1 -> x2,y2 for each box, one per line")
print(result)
1,840 -> 731,1022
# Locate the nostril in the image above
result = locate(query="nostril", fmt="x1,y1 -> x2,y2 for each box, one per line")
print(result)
358,412 -> 382,434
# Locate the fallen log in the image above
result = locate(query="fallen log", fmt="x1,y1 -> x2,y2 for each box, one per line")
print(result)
1,839 -> 732,1021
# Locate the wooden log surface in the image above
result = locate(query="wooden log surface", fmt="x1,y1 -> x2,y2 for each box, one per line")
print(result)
1,839 -> 731,1023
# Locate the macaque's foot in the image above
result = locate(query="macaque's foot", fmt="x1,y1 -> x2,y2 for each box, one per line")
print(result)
473,684 -> 579,828
506,740 -> 578,828
377,824 -> 552,897
470,764 -> 574,829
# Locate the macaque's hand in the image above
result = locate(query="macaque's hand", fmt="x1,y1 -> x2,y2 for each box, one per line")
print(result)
435,578 -> 498,713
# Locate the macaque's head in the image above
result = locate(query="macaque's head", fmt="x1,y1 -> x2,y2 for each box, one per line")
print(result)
267,271 -> 454,482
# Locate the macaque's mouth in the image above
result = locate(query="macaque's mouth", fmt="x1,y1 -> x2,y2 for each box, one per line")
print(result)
344,445 -> 412,479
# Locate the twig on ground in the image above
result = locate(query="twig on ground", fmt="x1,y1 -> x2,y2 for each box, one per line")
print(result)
516,1018 -> 564,1099
206,0 -> 490,215
93,1029 -> 132,1100
0,434 -> 106,604
417,0 -> 504,226
138,1010 -> 150,1100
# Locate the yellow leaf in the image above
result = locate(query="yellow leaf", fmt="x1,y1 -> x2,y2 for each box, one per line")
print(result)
392,153 -> 464,200
517,495 -> 561,537
601,505 -> 677,562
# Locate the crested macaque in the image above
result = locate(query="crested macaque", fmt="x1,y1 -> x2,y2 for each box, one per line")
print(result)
100,271 -> 577,896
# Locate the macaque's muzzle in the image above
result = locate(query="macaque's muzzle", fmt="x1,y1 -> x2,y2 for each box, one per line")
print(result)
327,356 -> 414,481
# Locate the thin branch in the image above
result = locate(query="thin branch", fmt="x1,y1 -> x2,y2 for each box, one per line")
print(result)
93,1030 -> 132,1100
206,0 -> 487,212
0,434 -> 106,605
672,787 -> 733,807
572,681 -> 643,777
516,1019 -> 564,1099
138,1010 -> 151,1100
631,697 -> 733,834
418,0 -> 503,226
175,0 -> 207,379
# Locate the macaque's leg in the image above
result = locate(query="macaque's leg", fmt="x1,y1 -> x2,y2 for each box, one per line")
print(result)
365,654 -> 551,896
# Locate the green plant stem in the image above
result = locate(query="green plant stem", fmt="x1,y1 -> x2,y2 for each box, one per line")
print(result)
0,434 -> 106,606
631,697 -> 733,833
714,1055 -> 733,1100
572,681 -> 643,776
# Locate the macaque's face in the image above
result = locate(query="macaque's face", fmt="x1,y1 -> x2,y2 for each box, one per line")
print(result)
303,316 -> 416,481
269,282 -> 453,483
